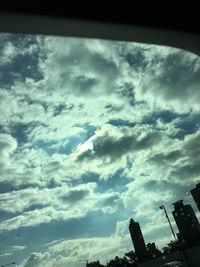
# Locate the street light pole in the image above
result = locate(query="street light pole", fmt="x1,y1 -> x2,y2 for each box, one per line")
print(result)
159,204 -> 187,263
159,205 -> 177,241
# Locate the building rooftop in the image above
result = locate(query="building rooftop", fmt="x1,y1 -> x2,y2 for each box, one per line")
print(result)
172,200 -> 184,207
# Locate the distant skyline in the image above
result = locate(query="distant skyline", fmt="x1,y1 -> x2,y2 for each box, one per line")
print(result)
0,33 -> 200,267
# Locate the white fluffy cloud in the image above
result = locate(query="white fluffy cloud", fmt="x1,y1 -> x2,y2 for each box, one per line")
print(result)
0,182 -> 125,233
18,234 -> 130,267
0,133 -> 17,156
0,33 -> 200,266
135,49 -> 200,112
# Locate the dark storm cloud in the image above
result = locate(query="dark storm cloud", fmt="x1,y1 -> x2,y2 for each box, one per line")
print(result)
77,129 -> 162,162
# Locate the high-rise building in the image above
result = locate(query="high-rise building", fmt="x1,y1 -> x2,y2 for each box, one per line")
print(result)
172,200 -> 200,246
129,219 -> 147,261
191,183 -> 200,212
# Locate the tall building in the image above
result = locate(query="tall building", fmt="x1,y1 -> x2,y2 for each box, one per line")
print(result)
129,219 -> 147,261
172,200 -> 200,246
191,183 -> 200,212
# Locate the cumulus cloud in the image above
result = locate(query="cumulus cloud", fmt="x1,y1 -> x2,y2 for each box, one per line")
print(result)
0,134 -> 17,156
147,129 -> 200,185
76,123 -> 163,179
135,50 -> 200,112
0,183 -> 97,231
47,235 -> 130,266
0,34 -> 44,89
0,33 -> 200,266
18,234 -> 131,267
0,134 -> 18,178
20,252 -> 51,267
0,182 -> 125,233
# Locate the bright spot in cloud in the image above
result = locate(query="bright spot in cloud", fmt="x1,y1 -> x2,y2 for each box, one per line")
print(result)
77,135 -> 95,153
77,130 -> 104,153
1,33 -> 200,267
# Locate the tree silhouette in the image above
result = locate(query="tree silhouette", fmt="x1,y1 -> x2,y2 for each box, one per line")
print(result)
106,255 -> 137,267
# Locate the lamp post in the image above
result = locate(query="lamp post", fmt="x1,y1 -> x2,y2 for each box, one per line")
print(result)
159,205 -> 177,241
159,204 -> 187,263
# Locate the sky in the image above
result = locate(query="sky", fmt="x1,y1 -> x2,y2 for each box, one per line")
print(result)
0,33 -> 200,267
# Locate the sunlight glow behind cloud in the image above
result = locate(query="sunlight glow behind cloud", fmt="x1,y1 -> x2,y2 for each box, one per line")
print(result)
0,33 -> 199,267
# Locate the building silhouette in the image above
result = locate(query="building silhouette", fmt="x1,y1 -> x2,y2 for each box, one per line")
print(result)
191,183 -> 200,212
87,260 -> 105,267
172,200 -> 200,246
129,219 -> 147,261
87,184 -> 200,267
146,242 -> 161,257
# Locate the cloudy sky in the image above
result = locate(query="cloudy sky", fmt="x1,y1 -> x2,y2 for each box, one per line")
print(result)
0,33 -> 200,267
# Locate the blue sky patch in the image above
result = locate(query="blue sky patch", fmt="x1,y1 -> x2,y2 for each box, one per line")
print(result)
0,33 -> 200,267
